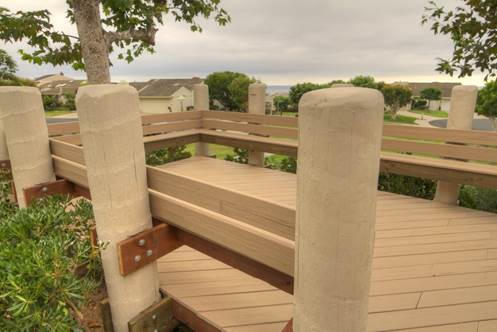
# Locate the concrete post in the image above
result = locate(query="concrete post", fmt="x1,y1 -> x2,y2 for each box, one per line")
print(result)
294,87 -> 384,332
434,85 -> 478,205
76,85 -> 159,332
247,82 -> 266,167
194,83 -> 210,157
0,87 -> 55,207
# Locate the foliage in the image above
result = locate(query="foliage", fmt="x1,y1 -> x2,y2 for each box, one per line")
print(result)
288,82 -> 329,109
0,194 -> 102,331
228,75 -> 256,112
420,88 -> 442,101
378,172 -> 436,199
43,95 -> 61,111
205,72 -> 256,111
273,95 -> 290,113
422,0 -> 497,79
381,84 -> 412,116
63,93 -> 76,111
146,145 -> 191,166
349,75 -> 384,90
224,147 -> 248,164
0,1 -> 230,71
476,80 -> 497,126
0,48 -> 16,79
459,185 -> 497,213
0,49 -> 35,87
412,98 -> 428,110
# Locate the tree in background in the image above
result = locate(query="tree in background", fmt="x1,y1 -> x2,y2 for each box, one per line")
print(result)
205,71 -> 256,111
289,82 -> 328,109
476,81 -> 497,130
0,1 -> 230,84
0,49 -> 34,86
423,0 -> 497,79
273,95 -> 290,114
382,84 -> 413,119
420,87 -> 442,110
349,75 -> 384,90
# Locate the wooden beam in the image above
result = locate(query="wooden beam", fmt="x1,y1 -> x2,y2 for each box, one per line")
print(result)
202,119 -> 298,139
128,297 -> 179,332
282,319 -> 293,332
203,110 -> 298,128
171,299 -> 220,332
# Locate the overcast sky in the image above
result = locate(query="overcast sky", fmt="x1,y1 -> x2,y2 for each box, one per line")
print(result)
0,0 -> 485,86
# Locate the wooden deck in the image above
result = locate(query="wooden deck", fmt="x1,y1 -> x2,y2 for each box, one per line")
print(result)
157,157 -> 497,331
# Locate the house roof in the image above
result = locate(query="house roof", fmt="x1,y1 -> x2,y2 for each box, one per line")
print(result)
395,82 -> 462,98
137,78 -> 203,97
39,79 -> 86,95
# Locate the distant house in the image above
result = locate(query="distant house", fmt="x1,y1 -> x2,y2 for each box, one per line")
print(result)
395,82 -> 462,112
130,78 -> 203,113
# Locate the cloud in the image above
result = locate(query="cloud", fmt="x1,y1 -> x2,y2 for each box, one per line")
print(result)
0,0 -> 486,85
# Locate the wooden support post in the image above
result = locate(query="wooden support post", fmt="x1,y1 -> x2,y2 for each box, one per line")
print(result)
0,87 -> 55,207
294,87 -> 384,332
194,83 -> 210,157
434,85 -> 478,205
247,82 -> 266,167
76,85 -> 160,332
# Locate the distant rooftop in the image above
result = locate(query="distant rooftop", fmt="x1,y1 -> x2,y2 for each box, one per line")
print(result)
135,78 -> 203,97
394,82 -> 462,98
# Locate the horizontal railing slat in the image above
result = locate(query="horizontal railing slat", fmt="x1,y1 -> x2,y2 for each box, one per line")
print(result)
141,111 -> 202,125
203,110 -> 298,128
142,119 -> 202,135
202,119 -> 298,139
383,124 -> 497,146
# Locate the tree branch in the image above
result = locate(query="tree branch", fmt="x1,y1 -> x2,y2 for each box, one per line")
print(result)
104,27 -> 158,47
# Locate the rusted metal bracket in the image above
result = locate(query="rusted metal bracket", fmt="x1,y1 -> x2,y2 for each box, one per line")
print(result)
128,297 -> 179,332
0,160 -> 11,170
117,224 -> 182,276
22,178 -> 91,206
282,319 -> 293,332
23,179 -> 75,206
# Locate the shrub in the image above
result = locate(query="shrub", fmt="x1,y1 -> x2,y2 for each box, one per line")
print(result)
412,98 -> 428,110
378,172 -> 436,199
42,95 -> 61,111
459,185 -> 497,213
0,195 -> 102,331
146,145 -> 191,166
63,93 -> 76,110
224,147 -> 248,164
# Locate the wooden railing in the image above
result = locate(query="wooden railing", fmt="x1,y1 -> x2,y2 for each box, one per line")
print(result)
48,110 -> 497,189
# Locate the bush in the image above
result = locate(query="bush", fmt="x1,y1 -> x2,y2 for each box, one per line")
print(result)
42,95 -> 61,111
146,145 -> 191,166
63,93 -> 76,110
412,99 -> 428,110
459,185 -> 497,213
224,148 -> 248,164
0,195 -> 102,331
378,172 -> 436,199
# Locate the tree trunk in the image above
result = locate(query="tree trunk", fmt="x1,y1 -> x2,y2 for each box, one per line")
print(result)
73,0 -> 111,84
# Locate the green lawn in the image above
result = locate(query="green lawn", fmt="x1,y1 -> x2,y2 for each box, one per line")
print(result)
409,109 -> 448,118
384,114 -> 417,124
45,108 -> 75,117
186,143 -> 234,160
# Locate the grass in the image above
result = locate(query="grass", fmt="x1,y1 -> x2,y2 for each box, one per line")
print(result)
384,114 -> 417,124
45,108 -> 75,118
409,109 -> 449,118
186,144 -> 234,160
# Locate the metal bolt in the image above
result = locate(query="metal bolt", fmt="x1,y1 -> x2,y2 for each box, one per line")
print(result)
146,249 -> 153,257
152,314 -> 157,320
138,239 -> 146,246
154,329 -> 158,332
41,186 -> 48,193
134,255 -> 142,263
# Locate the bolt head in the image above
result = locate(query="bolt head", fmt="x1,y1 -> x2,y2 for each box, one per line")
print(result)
41,186 -> 48,193
138,239 -> 146,246
152,314 -> 157,320
134,255 -> 142,262
146,249 -> 153,257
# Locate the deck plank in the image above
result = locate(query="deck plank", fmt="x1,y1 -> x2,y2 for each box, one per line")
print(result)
157,157 -> 497,331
